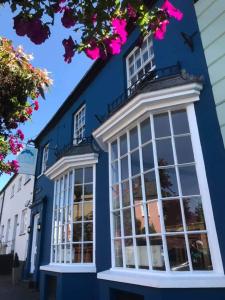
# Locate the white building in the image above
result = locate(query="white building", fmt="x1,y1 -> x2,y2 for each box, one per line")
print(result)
0,174 -> 34,262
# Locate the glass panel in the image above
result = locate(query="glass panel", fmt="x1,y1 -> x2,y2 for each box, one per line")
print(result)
129,65 -> 134,76
111,161 -> 119,184
134,205 -> 145,235
83,243 -> 93,263
84,184 -> 93,201
156,138 -> 174,166
136,237 -> 148,269
131,150 -> 140,176
112,185 -> 120,209
143,51 -> 149,62
142,143 -> 154,171
179,166 -> 200,196
132,176 -> 142,204
146,201 -> 161,233
121,156 -> 129,180
111,141 -> 118,160
123,208 -> 132,236
167,235 -> 189,271
84,167 -> 93,183
136,58 -> 142,69
188,233 -> 212,270
114,239 -> 123,267
83,202 -> 93,221
163,199 -> 183,232
183,197 -> 206,231
159,168 -> 179,197
172,110 -> 190,135
113,211 -> 121,237
120,134 -> 127,156
175,136 -> 194,164
65,244 -> 70,263
66,224 -> 72,241
75,168 -> 83,184
140,118 -> 151,144
74,185 -> 82,203
84,222 -> 93,241
122,181 -> 130,207
144,171 -> 157,200
154,112 -> 170,138
73,223 -> 82,242
130,127 -> 138,150
149,236 -> 165,270
137,69 -> 144,79
125,238 -> 135,268
72,244 -> 82,263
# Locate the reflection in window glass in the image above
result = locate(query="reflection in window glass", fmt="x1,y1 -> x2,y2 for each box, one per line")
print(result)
159,168 -> 179,198
111,141 -> 118,161
134,205 -> 145,235
130,127 -> 138,150
183,197 -> 206,231
121,157 -> 129,180
136,237 -> 148,269
132,176 -> 142,203
142,143 -> 154,171
147,201 -> 161,233
163,199 -> 183,232
144,171 -> 157,200
120,134 -> 127,156
167,235 -> 189,271
179,166 -> 200,196
140,118 -> 151,144
156,138 -> 174,166
154,113 -> 170,138
172,110 -> 190,135
114,239 -> 123,267
131,150 -> 140,176
175,136 -> 194,164
122,181 -> 130,207
125,238 -> 135,268
149,236 -> 165,270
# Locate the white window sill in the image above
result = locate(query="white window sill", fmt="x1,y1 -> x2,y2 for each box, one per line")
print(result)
40,263 -> 96,273
97,269 -> 225,288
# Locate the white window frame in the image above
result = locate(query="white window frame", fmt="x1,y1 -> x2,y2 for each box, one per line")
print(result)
73,105 -> 86,145
0,225 -> 4,242
126,33 -> 155,91
5,219 -> 11,243
20,209 -> 28,235
41,143 -> 49,174
17,176 -> 22,192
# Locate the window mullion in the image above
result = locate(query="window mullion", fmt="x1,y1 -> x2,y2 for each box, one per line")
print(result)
168,111 -> 193,271
65,173 -> 69,264
137,122 -> 153,270
150,113 -> 170,272
81,169 -> 84,264
93,164 -> 96,265
51,180 -> 57,263
70,170 -> 75,264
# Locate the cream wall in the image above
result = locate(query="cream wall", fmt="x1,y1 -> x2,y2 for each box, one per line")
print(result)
195,0 -> 225,145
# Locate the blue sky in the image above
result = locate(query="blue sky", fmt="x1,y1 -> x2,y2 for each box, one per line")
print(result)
0,4 -> 93,189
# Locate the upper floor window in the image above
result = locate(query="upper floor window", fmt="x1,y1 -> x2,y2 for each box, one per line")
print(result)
10,184 -> 15,198
126,34 -> 155,90
17,177 -> 22,192
109,108 -> 213,272
73,105 -> 86,145
20,209 -> 28,235
41,143 -> 49,174
51,165 -> 95,265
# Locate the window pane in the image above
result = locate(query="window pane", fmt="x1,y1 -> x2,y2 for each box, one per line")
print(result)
112,185 -> 120,209
84,184 -> 93,201
140,118 -> 151,144
146,201 -> 161,233
120,134 -> 128,156
163,199 -> 183,232
172,110 -> 190,135
144,171 -> 157,200
111,161 -> 119,184
114,239 -> 123,267
123,208 -> 132,236
156,138 -> 174,166
167,235 -> 189,271
84,222 -> 93,241
74,185 -> 82,203
131,150 -> 140,176
142,143 -> 154,171
83,202 -> 93,221
72,244 -> 82,263
121,156 -> 129,180
83,243 -> 93,263
175,136 -> 194,164
136,237 -> 149,269
113,211 -> 121,237
154,113 -> 170,138
75,168 -> 83,184
111,141 -> 118,160
134,205 -> 145,235
122,181 -> 130,207
73,223 -> 82,242
183,197 -> 206,231
179,166 -> 200,196
149,236 -> 165,270
84,167 -> 93,183
73,204 -> 82,222
188,233 -> 212,270
159,168 -> 179,197
132,176 -> 142,203
125,238 -> 135,268
130,127 -> 138,150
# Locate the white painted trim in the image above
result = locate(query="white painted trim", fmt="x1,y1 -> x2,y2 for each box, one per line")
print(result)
40,263 -> 96,273
45,153 -> 99,180
93,83 -> 203,151
97,269 -> 225,288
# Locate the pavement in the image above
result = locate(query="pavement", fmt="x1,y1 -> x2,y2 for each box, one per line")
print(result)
0,275 -> 39,300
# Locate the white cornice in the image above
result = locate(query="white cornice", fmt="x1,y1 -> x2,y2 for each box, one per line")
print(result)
93,83 -> 203,151
45,153 -> 98,180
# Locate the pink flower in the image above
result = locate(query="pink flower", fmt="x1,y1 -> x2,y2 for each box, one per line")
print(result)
17,129 -> 24,141
13,15 -> 29,36
105,38 -> 122,55
27,19 -> 50,45
9,160 -> 19,173
26,107 -> 33,115
127,4 -> 137,19
34,100 -> 39,111
85,43 -> 100,60
161,0 -> 183,21
62,36 -> 75,63
92,14 -> 97,24
154,20 -> 169,40
0,154 -> 4,161
112,18 -> 127,45
61,8 -> 76,28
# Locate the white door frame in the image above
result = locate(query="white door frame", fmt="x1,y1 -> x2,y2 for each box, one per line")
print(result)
30,213 -> 39,273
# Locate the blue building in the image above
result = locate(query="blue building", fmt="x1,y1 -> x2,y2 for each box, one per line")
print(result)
25,1 -> 225,299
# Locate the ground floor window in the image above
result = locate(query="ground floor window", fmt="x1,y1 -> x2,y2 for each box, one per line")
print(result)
51,165 -> 95,264
109,108 -> 213,272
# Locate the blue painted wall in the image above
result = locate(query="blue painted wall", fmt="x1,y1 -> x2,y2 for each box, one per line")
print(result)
26,0 -> 225,299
